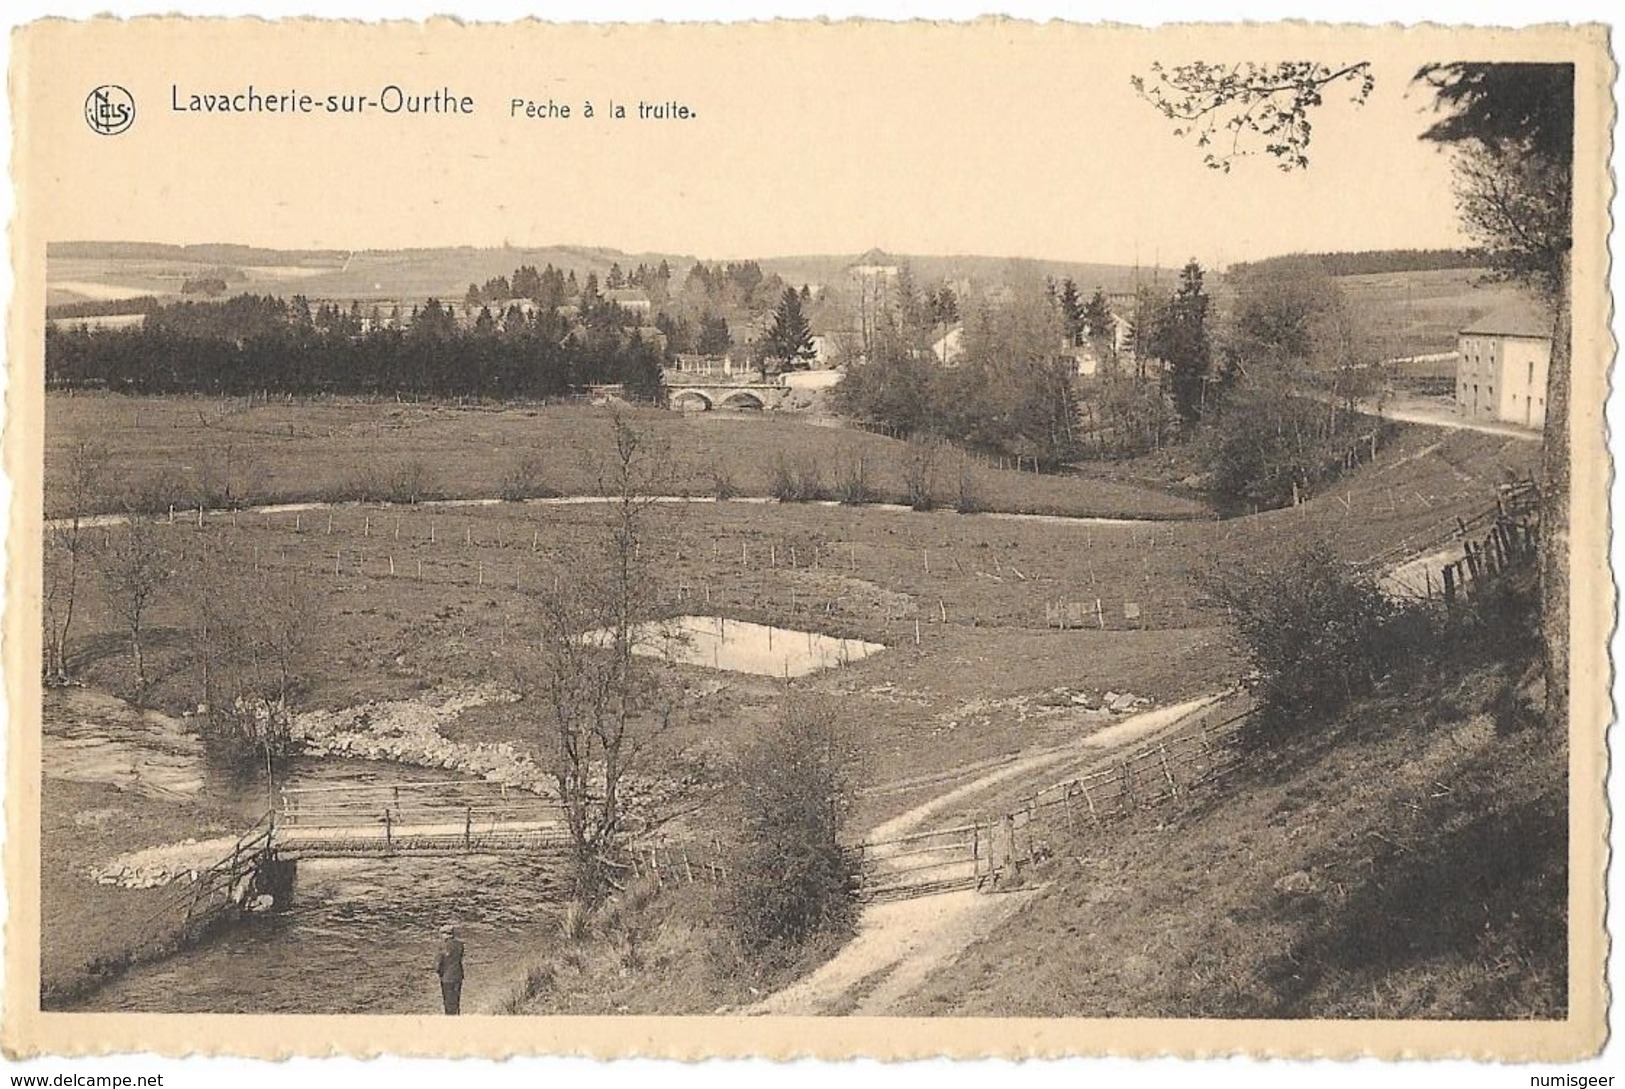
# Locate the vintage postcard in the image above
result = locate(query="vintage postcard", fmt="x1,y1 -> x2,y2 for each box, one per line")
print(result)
1,15 -> 1615,1064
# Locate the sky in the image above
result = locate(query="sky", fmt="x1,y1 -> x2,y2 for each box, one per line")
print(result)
14,17 -> 1575,269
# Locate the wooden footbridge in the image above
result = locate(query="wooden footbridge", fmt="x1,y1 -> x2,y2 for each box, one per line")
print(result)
270,779 -> 571,859
146,780 -> 573,938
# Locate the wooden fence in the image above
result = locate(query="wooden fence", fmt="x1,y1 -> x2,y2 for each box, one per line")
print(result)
849,695 -> 1256,902
1361,478 -> 1538,573
626,839 -> 730,888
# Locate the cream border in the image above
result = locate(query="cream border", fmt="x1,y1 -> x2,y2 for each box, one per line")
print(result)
2,17 -> 1615,1060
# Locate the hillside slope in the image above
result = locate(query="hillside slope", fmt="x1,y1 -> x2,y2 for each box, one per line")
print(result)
897,598 -> 1568,1019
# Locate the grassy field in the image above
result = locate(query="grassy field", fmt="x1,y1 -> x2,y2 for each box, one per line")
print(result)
50,407 -> 1537,833
45,394 -> 1209,521
1335,268 -> 1537,359
37,391 -> 1549,1013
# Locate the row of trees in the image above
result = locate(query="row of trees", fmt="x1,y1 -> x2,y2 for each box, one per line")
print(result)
832,273 -> 1085,468
46,313 -> 666,400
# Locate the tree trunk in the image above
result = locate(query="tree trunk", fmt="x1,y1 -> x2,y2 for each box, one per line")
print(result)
1539,255 -> 1571,731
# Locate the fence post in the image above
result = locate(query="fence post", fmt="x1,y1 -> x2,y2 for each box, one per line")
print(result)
972,824 -> 981,886
383,808 -> 393,851
1082,783 -> 1100,826
464,806 -> 472,850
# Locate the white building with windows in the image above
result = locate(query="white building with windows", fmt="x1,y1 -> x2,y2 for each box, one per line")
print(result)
1455,305 -> 1551,430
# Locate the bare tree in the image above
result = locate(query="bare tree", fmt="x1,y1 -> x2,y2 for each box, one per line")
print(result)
536,415 -> 682,903
95,514 -> 169,699
900,438 -> 940,511
179,533 -> 315,766
43,440 -> 111,682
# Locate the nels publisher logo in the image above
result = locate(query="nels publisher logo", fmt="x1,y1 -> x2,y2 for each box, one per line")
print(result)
85,85 -> 135,135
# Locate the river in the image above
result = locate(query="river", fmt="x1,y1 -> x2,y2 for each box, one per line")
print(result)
75,851 -> 567,1014
48,691 -> 567,1015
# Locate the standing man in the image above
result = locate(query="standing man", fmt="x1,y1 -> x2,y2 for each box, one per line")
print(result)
435,924 -> 465,1015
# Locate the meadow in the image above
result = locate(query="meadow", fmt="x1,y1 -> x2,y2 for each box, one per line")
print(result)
46,396 -> 1538,830
45,393 -> 1209,520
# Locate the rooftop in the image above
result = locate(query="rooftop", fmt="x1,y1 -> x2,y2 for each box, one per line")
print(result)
1460,303 -> 1552,340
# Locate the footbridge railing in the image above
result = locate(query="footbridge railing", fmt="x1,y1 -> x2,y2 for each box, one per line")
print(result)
272,779 -> 571,858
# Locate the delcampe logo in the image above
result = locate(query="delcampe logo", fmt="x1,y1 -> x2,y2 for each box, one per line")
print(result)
84,85 -> 135,135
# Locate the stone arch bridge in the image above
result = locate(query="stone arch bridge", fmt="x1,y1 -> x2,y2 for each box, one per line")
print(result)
665,378 -> 793,412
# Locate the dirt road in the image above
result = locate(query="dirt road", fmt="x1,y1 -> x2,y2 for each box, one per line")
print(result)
746,695 -> 1220,1015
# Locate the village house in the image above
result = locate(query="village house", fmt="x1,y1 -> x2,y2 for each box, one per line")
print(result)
603,288 -> 653,315
1455,304 -> 1552,429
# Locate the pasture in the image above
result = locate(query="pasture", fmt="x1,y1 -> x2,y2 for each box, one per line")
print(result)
45,393 -> 1209,520
46,397 -> 1539,829
1335,268 -> 1536,359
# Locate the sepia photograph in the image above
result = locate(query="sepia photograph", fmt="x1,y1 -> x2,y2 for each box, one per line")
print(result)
1,10 -> 1616,1066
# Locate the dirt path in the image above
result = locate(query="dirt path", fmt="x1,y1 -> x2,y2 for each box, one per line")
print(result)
746,695 -> 1220,1016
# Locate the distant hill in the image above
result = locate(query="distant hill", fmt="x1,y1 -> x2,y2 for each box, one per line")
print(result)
48,241 -> 349,267
47,241 -> 1170,305
757,252 -> 1168,295
1227,248 -> 1494,279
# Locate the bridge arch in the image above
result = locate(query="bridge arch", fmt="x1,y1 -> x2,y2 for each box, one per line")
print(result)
670,389 -> 714,412
718,391 -> 766,411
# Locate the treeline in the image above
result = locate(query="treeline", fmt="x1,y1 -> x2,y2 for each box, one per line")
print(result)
46,308 -> 666,400
47,240 -> 347,265
836,256 -> 1386,512
47,296 -> 162,320
464,259 -> 678,310
1229,247 -> 1493,280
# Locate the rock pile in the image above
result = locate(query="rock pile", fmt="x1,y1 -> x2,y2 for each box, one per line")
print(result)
90,834 -> 239,889
293,684 -> 552,795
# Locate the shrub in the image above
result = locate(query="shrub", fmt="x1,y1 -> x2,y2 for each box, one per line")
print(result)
954,452 -> 985,514
1204,541 -> 1417,724
769,453 -> 826,502
900,439 -> 939,511
724,701 -> 860,964
342,459 -> 440,504
383,459 -> 437,504
709,461 -> 738,501
1203,382 -> 1386,513
498,451 -> 557,501
835,451 -> 876,506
